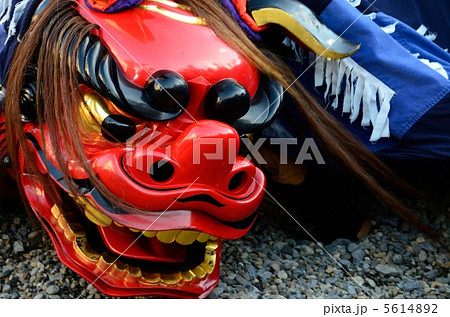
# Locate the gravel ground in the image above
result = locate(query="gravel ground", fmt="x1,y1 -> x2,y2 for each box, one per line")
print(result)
0,195 -> 448,299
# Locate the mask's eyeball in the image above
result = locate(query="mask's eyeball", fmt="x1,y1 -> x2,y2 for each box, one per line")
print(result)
204,79 -> 250,121
20,83 -> 36,122
80,92 -> 136,143
146,71 -> 190,113
20,65 -> 37,122
101,115 -> 137,143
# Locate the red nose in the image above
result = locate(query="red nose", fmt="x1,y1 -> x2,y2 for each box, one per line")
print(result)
124,120 -> 256,195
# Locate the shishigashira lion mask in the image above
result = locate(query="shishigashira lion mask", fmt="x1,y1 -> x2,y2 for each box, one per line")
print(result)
0,0 -> 359,298
0,0 -> 284,298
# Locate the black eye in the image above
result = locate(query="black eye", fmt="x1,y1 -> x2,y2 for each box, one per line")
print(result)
101,115 -> 137,143
204,79 -> 251,121
81,92 -> 136,143
20,65 -> 37,122
146,71 -> 190,112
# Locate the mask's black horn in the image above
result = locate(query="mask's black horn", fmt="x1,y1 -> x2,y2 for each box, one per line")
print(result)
247,0 -> 360,59
76,35 -> 189,121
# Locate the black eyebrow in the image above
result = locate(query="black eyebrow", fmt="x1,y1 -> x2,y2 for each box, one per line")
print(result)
227,75 -> 284,134
75,34 -> 183,121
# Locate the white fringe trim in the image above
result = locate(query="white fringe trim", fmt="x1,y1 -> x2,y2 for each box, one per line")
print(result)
314,56 -> 396,142
416,24 -> 438,42
0,0 -> 13,25
1,0 -> 33,44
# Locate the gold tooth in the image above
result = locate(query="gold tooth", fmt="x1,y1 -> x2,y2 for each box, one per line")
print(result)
114,221 -> 124,227
84,204 -> 112,227
57,217 -> 69,230
200,262 -> 214,274
111,261 -> 129,279
97,256 -> 111,271
191,266 -> 207,279
125,266 -> 142,283
142,272 -> 161,283
129,228 -> 140,233
142,231 -> 157,238
76,196 -> 112,227
196,232 -> 210,243
51,205 -> 61,219
128,266 -> 142,278
210,236 -> 218,241
64,228 -> 84,242
181,270 -> 196,282
74,237 -> 101,262
161,272 -> 182,285
206,240 -> 219,250
156,230 -> 180,243
175,230 -> 200,245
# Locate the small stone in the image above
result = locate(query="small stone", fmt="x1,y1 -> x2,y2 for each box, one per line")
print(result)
274,242 -> 285,251
411,242 -> 422,254
303,246 -> 314,256
46,285 -> 60,295
421,242 -> 436,253
13,240 -> 24,253
34,293 -> 45,299
2,284 -> 12,293
281,244 -> 294,256
13,217 -> 21,225
325,266 -> 334,274
235,274 -> 249,287
277,270 -> 288,279
352,249 -> 365,264
424,269 -> 439,280
366,278 -> 376,288
347,243 -> 360,253
403,281 -> 419,292
416,236 -> 425,243
431,281 -> 442,288
348,285 -> 356,296
259,271 -> 272,279
245,264 -> 256,280
353,276 -> 365,286
375,264 -> 402,276
392,254 -> 403,264
418,250 -> 427,262
271,263 -> 280,271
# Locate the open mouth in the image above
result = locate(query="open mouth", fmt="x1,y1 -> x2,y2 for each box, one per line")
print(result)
48,194 -> 220,287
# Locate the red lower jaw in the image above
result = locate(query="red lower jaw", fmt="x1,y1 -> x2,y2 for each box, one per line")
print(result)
98,224 -> 187,263
20,174 -> 222,298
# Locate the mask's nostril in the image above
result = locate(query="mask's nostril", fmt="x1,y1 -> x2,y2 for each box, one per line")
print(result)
228,171 -> 247,191
149,160 -> 174,182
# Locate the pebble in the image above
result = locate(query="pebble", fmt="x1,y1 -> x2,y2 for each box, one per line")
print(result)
352,249 -> 365,264
375,264 -> 403,276
277,270 -> 288,279
46,285 -> 60,295
392,254 -> 403,264
13,240 -> 24,253
353,276 -> 365,286
418,250 -> 427,262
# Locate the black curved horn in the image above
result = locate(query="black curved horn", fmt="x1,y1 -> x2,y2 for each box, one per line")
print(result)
225,75 -> 284,135
75,35 -> 189,121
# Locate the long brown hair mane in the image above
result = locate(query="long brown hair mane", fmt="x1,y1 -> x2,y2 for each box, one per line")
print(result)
3,0 -> 444,244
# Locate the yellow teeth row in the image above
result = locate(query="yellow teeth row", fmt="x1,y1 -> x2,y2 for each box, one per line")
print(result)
74,196 -> 218,245
51,205 -> 219,285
